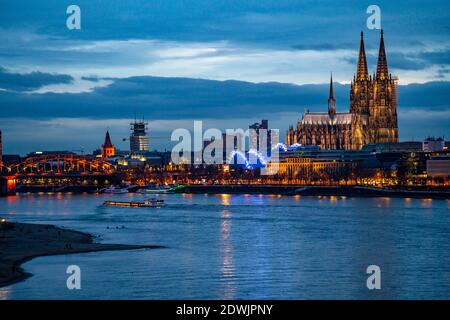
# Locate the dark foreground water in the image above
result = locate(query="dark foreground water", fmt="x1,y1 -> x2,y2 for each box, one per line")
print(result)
0,193 -> 449,299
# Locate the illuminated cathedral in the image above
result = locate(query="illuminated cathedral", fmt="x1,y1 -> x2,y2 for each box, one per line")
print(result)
286,30 -> 399,150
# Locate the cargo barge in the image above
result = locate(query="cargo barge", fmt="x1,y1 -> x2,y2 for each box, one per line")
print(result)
103,198 -> 165,208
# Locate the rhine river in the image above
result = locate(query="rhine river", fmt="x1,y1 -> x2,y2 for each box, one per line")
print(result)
1,193 -> 449,299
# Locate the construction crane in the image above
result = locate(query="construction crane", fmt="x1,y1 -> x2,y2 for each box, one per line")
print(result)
70,147 -> 84,155
122,136 -> 168,141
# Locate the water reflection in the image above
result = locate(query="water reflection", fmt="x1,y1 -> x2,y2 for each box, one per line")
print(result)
376,197 -> 391,208
2,194 -> 450,299
220,209 -> 235,299
420,198 -> 433,209
220,194 -> 231,206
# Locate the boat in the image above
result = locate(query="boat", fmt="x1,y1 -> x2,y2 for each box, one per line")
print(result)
136,184 -> 185,194
103,198 -> 165,208
102,186 -> 129,194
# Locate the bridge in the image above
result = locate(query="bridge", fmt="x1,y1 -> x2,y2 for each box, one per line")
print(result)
6,154 -> 115,175
1,154 -> 118,194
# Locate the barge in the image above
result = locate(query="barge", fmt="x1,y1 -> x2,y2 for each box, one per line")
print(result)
103,198 -> 165,208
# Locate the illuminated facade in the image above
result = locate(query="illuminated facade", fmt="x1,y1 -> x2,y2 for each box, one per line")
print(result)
286,31 -> 399,150
269,156 -> 358,184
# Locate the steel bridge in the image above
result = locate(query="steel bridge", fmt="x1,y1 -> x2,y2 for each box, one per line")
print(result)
5,154 -> 115,176
1,154 -> 118,189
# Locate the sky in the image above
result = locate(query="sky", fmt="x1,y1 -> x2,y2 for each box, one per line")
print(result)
0,0 -> 449,155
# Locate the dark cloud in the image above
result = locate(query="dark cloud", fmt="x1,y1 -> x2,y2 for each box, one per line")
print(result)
0,0 -> 449,48
399,81 -> 449,109
0,67 -> 73,92
342,49 -> 450,72
418,50 -> 450,65
386,53 -> 427,71
81,76 -> 101,82
436,68 -> 450,79
291,43 -> 353,51
0,75 -> 448,121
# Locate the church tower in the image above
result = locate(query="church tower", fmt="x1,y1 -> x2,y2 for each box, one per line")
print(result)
101,130 -> 115,159
370,30 -> 399,144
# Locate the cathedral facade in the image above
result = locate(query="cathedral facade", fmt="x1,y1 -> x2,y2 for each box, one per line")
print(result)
286,31 -> 399,150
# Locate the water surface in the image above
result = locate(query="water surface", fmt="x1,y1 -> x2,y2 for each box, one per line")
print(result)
1,193 -> 449,299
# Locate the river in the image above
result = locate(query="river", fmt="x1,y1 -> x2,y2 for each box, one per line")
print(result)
1,193 -> 449,299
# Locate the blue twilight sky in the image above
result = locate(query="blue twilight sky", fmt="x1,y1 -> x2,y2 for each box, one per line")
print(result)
0,0 -> 449,154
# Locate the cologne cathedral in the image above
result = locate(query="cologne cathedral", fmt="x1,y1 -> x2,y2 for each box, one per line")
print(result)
286,30 -> 399,150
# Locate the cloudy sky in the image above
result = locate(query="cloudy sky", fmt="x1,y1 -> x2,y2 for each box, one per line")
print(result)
0,0 -> 449,154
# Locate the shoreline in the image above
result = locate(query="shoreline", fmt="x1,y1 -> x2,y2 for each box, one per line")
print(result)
0,221 -> 164,288
11,185 -> 450,199
181,185 -> 450,199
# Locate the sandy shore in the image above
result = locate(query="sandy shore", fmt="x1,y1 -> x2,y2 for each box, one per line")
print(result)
0,221 -> 164,288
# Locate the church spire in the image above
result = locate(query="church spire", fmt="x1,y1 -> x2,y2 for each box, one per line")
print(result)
328,72 -> 336,116
101,130 -> 115,159
376,29 -> 389,80
103,130 -> 113,148
356,31 -> 369,81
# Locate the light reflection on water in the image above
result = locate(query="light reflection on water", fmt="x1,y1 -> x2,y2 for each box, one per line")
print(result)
220,209 -> 235,299
1,193 -> 450,299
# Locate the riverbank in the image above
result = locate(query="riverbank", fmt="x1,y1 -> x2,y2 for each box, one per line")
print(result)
0,221 -> 164,288
9,184 -> 450,199
182,185 -> 450,199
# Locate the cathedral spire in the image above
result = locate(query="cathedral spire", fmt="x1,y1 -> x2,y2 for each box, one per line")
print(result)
376,29 -> 389,80
329,72 -> 335,100
328,72 -> 336,116
356,31 -> 369,81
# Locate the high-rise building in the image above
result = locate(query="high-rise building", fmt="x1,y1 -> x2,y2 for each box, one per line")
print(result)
423,137 -> 445,152
249,120 -> 271,151
286,30 -> 399,150
130,120 -> 149,154
101,130 -> 115,159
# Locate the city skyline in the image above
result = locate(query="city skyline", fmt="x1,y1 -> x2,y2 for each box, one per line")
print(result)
1,1 -> 449,304
0,1 -> 449,154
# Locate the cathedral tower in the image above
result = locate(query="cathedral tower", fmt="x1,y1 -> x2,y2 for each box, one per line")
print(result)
350,32 -> 372,116
370,30 -> 399,144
